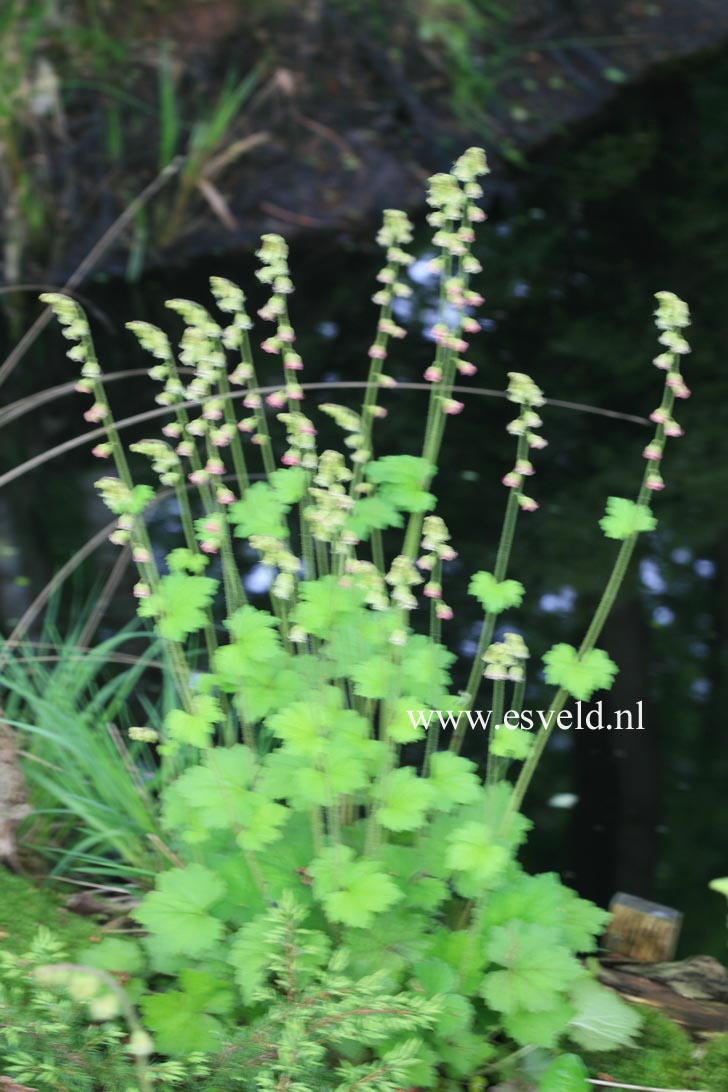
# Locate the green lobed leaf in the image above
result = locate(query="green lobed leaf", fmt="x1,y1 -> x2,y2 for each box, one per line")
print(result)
599,496 -> 657,541
504,1000 -> 575,1048
539,1053 -> 590,1092
137,572 -> 218,641
351,655 -> 399,700
163,745 -> 254,832
132,864 -> 226,958
291,575 -> 367,638
481,922 -> 583,1015
376,767 -> 435,831
269,465 -> 308,504
468,570 -> 525,613
78,936 -> 145,975
166,547 -> 209,574
365,455 -> 436,513
427,751 -> 480,809
401,635 -> 456,704
229,481 -> 288,538
543,643 -> 618,701
490,725 -> 534,760
567,976 -> 642,1051
310,846 -> 403,928
445,822 -> 510,888
347,495 -> 404,539
141,969 -> 234,1056
164,693 -> 225,748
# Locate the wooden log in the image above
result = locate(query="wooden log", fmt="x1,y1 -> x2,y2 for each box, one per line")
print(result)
598,955 -> 728,1038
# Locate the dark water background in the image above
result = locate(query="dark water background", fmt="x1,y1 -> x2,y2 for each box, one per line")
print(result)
3,50 -> 728,954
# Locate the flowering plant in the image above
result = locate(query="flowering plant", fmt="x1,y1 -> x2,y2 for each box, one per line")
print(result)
40,148 -> 691,1089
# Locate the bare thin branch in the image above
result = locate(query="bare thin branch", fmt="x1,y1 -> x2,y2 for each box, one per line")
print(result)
0,157 -> 183,388
0,381 -> 649,491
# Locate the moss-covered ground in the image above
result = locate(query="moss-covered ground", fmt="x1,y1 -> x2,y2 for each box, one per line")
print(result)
0,868 -> 96,955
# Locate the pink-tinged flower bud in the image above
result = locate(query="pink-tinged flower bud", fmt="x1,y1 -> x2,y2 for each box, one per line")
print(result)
646,472 -> 665,491
278,325 -> 295,343
202,405 -> 223,421
109,530 -> 129,546
429,323 -> 448,344
502,471 -> 522,489
528,434 -> 548,450
667,374 -> 691,399
175,441 -> 194,457
84,403 -> 108,423
442,399 -> 464,415
284,352 -> 304,370
424,366 -> 442,383
457,360 -> 477,376
257,306 -> 274,321
653,353 -> 672,370
133,582 -> 151,599
132,546 -> 152,564
649,407 -> 668,424
664,421 -> 684,438
416,554 -> 435,571
243,394 -> 261,409
461,316 -> 480,333
266,391 -> 287,408
449,337 -> 469,354
252,433 -> 268,446
468,207 -> 486,222
518,495 -> 539,512
281,450 -> 300,466
188,469 -> 208,485
162,423 -> 181,438
200,540 -> 219,554
205,459 -> 225,476
216,487 -> 236,505
515,458 -> 534,476
288,387 -> 304,401
261,337 -> 281,354
642,442 -> 663,461
424,582 -> 442,599
371,405 -> 388,418
378,373 -> 397,388
238,418 -> 256,433
300,421 -> 317,435
91,443 -> 112,459
467,291 -> 485,307
436,602 -> 454,620
75,379 -> 94,394
368,344 -> 387,360
229,364 -> 253,385
439,545 -> 458,561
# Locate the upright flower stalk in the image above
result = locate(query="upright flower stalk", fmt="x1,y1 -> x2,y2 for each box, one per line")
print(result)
506,290 -> 692,818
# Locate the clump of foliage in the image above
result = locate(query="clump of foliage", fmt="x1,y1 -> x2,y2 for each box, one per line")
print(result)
38,147 -> 693,1089
0,612 -> 175,881
0,926 -> 151,1092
